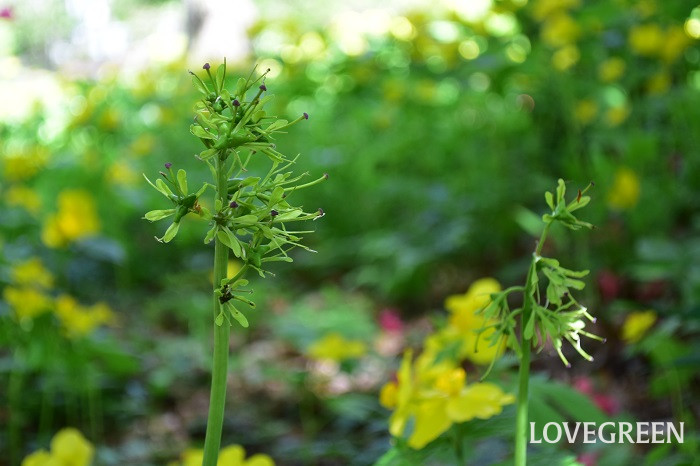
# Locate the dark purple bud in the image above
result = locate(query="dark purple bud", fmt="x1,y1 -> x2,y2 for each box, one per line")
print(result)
323,173 -> 328,179
203,63 -> 210,70
590,181 -> 595,186
259,84 -> 267,91
232,99 -> 240,107
270,209 -> 278,217
318,208 -> 324,216
229,201 -> 238,208
164,162 -> 172,169
303,112 -> 309,120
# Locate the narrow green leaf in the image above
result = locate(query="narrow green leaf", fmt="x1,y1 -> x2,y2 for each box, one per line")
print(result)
545,191 -> 555,210
266,119 -> 288,132
233,214 -> 258,225
144,209 -> 175,221
215,311 -> 224,326
177,169 -> 188,194
191,73 -> 209,95
155,179 -> 174,197
524,310 -> 536,340
190,124 -> 215,140
160,222 -> 180,243
204,225 -> 217,244
234,77 -> 247,98
268,186 -> 284,207
215,63 -> 225,92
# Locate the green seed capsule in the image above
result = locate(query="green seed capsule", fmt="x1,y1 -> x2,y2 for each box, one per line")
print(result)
174,205 -> 189,223
181,194 -> 197,209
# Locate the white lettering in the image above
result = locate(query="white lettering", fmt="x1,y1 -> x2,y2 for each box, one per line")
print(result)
620,422 -> 634,443
563,422 -> 581,443
651,422 -> 665,443
582,422 -> 596,443
543,422 -> 562,443
530,422 -> 542,443
598,422 -> 616,443
637,422 -> 650,443
668,422 -> 684,443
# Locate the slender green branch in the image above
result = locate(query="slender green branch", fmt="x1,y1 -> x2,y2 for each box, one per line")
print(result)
514,222 -> 550,466
202,155 -> 231,466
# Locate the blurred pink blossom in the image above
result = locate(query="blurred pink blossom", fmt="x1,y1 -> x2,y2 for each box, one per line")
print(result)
379,308 -> 403,333
0,7 -> 12,19
576,452 -> 598,466
573,376 -> 620,416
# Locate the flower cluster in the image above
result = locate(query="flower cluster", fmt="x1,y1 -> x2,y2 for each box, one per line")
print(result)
144,61 -> 326,328
306,332 -> 367,362
21,428 -> 94,466
379,278 -> 514,450
2,257 -> 114,337
41,190 -> 100,248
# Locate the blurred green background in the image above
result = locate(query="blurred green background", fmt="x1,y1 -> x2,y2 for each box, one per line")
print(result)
1,0 -> 699,464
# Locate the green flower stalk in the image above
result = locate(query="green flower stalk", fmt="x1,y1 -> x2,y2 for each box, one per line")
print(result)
476,179 -> 603,466
143,60 -> 325,465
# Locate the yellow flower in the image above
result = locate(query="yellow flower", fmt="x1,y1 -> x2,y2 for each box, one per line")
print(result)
180,445 -> 274,466
6,185 -> 42,213
12,257 -> 54,288
574,99 -> 598,126
22,428 -> 94,466
307,333 -> 367,362
661,26 -> 690,62
3,286 -> 52,321
2,146 -> 48,181
531,0 -> 580,21
598,57 -> 626,82
629,23 -> 664,56
379,381 -> 398,409
646,71 -> 671,95
405,367 -> 514,449
129,134 -> 156,157
541,14 -> 580,48
551,45 -> 580,71
445,278 -> 505,365
604,104 -> 630,127
51,428 -> 94,466
622,310 -> 657,343
55,295 -> 115,338
21,450 -> 58,466
42,190 -> 100,248
106,160 -> 138,186
608,167 -> 641,210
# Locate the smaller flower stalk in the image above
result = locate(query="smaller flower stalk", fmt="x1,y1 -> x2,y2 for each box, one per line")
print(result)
142,60 -> 325,466
473,179 -> 601,466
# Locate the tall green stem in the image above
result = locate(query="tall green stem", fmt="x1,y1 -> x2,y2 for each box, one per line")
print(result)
514,223 -> 550,466
203,156 -> 230,466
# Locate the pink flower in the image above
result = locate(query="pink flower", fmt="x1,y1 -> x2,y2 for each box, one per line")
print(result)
573,376 -> 620,415
379,308 -> 403,333
576,452 -> 598,466
0,7 -> 13,19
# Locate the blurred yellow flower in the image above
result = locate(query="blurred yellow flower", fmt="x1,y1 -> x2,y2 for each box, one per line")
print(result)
531,0 -> 580,21
622,310 -> 657,343
604,104 -> 630,127
646,71 -> 671,95
3,286 -> 52,321
51,428 -> 94,466
12,257 -> 54,288
180,445 -> 274,466
598,57 -> 626,82
307,332 -> 367,362
574,99 -> 598,126
6,185 -> 42,213
129,134 -> 156,157
3,151 -> 45,181
445,278 -> 505,365
42,190 -> 100,248
382,355 -> 514,450
608,167 -> 641,210
552,45 -> 580,71
106,160 -> 138,186
55,295 -> 115,338
629,23 -> 664,56
379,381 -> 398,409
661,26 -> 690,62
541,14 -> 580,47
21,428 -> 93,466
